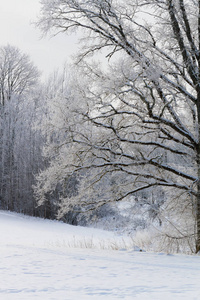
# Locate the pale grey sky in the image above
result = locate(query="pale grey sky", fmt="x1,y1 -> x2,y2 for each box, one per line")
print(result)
0,0 -> 78,79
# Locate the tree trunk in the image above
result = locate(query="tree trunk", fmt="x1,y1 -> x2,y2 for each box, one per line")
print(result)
196,149 -> 200,252
195,78 -> 200,253
196,0 -> 200,253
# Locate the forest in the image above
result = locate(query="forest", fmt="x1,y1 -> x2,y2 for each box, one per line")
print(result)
1,0 -> 200,254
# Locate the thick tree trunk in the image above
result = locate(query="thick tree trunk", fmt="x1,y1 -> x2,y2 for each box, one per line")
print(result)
196,0 -> 200,253
196,151 -> 200,253
195,82 -> 200,253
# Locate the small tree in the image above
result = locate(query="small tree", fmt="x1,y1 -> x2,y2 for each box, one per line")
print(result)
34,69 -> 81,221
37,0 -> 200,252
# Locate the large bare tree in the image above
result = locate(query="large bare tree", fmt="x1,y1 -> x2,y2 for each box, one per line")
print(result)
37,0 -> 200,252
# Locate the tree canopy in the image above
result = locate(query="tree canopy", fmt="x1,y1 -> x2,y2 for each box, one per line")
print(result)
35,0 -> 200,252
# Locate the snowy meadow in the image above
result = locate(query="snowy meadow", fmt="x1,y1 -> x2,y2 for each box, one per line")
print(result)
0,210 -> 200,300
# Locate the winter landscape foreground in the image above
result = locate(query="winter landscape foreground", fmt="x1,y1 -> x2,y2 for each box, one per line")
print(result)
0,211 -> 200,300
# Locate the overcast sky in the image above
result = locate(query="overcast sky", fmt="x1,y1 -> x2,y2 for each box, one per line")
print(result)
0,0 -> 78,79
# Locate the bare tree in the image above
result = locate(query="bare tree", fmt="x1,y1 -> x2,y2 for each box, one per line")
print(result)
0,45 -> 39,105
37,0 -> 200,252
0,45 -> 40,212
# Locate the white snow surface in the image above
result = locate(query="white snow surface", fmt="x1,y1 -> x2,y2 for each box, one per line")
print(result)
0,210 -> 200,299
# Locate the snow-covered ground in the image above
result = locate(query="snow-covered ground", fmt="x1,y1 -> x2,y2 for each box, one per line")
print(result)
0,211 -> 200,299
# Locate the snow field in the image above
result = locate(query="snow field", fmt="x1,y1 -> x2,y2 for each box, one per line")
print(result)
0,211 -> 200,299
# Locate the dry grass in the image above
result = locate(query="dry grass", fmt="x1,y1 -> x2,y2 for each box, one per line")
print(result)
46,236 -> 137,251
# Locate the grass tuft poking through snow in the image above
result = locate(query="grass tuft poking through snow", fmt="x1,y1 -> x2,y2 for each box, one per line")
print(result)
47,236 -> 137,251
